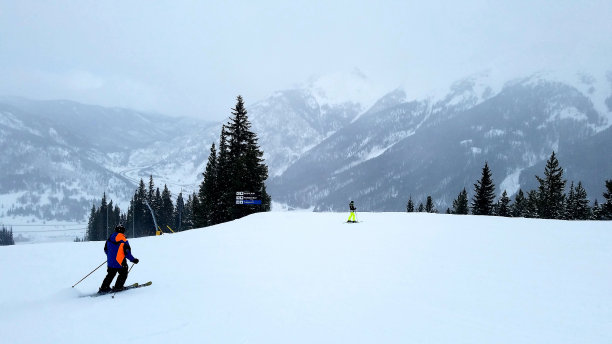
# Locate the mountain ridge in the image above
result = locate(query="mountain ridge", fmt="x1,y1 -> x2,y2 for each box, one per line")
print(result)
1,68 -> 611,222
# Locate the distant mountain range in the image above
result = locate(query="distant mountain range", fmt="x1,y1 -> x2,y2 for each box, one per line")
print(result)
0,97 -> 218,222
1,68 -> 611,221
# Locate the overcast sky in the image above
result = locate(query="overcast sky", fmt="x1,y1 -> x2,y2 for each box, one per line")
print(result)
1,0 -> 611,121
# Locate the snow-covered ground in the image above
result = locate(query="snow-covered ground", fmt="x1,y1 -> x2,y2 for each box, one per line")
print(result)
1,216 -> 86,244
0,212 -> 610,343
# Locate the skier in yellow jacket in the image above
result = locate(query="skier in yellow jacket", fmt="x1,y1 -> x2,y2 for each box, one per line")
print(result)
347,201 -> 357,223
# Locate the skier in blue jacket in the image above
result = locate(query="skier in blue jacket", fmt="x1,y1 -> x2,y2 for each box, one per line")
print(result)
98,224 -> 139,293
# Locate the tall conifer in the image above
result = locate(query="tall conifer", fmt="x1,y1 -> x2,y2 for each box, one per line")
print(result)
406,196 -> 415,212
592,199 -> 603,220
173,192 -> 186,231
425,196 -> 437,213
160,185 -> 174,230
471,162 -> 496,215
496,190 -> 511,217
197,143 -> 219,226
525,190 -> 539,218
602,179 -> 612,219
452,188 -> 469,214
224,95 -> 270,220
535,152 -> 566,219
572,182 -> 591,220
511,189 -> 526,217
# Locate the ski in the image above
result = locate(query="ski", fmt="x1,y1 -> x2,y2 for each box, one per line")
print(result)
87,281 -> 152,298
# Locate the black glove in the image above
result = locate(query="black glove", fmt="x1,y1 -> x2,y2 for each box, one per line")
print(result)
133,258 -> 139,264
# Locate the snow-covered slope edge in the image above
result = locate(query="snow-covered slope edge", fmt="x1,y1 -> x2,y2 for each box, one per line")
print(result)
1,212 -> 610,343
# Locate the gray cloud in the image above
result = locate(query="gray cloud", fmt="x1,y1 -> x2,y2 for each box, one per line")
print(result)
1,0 -> 610,120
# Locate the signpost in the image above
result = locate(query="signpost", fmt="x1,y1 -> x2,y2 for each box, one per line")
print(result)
236,191 -> 262,205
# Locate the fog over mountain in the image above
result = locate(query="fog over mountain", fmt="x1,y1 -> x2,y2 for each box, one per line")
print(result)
1,1 -> 611,120
1,67 -> 611,225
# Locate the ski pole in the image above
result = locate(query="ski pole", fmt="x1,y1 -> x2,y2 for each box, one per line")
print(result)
72,260 -> 106,288
128,263 -> 135,273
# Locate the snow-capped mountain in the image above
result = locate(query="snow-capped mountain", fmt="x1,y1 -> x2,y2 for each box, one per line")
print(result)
0,69 -> 382,224
269,70 -> 612,211
1,68 -> 611,223
0,97 -> 219,223
249,69 -> 385,176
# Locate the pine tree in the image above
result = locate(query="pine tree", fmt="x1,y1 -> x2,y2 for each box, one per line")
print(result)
160,185 -> 174,230
535,152 -> 567,219
192,189 -> 206,229
134,179 -> 149,237
496,190 -> 511,217
190,193 -> 201,228
199,96 -> 271,224
143,187 -> 163,233
417,203 -> 425,212
406,196 -> 415,212
573,182 -> 591,220
452,188 -> 469,214
86,203 -> 97,241
471,162 -> 496,215
140,177 -> 156,236
196,143 -> 219,227
173,192 -> 186,231
592,199 -> 603,220
224,95 -> 271,221
602,179 -> 612,219
100,192 -> 109,239
564,181 -> 577,220
107,200 -> 121,231
564,181 -> 591,220
216,125 -> 232,223
511,189 -> 527,217
425,196 -> 437,213
85,193 -> 115,241
525,190 -> 539,218
147,175 -> 155,203
154,188 -> 162,223
0,226 -> 15,246
185,193 -> 196,229
259,184 -> 272,212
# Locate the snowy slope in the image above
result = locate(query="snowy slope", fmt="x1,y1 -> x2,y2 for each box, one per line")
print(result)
1,212 -> 610,343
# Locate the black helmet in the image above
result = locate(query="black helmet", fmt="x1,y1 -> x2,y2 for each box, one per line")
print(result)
115,223 -> 126,233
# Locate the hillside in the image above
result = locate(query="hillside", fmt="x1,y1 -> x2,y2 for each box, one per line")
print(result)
0,97 -> 219,224
1,212 -> 610,343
